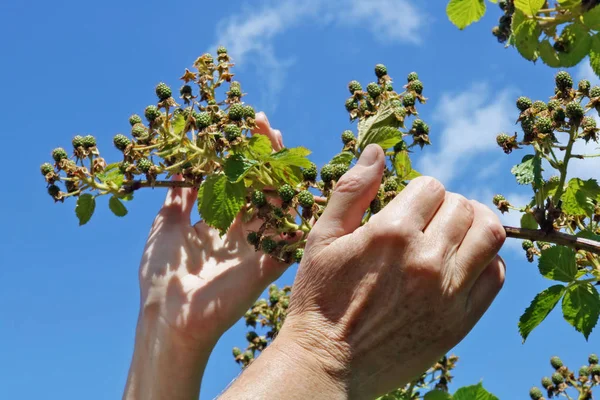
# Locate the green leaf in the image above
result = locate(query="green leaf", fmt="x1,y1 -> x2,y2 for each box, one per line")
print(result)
453,383 -> 498,400
539,39 -> 562,67
514,0 -> 544,15
539,246 -> 578,282
589,34 -> 600,78
330,151 -> 355,166
583,5 -> 600,30
577,230 -> 600,242
511,154 -> 543,187
197,174 -> 246,235
424,390 -> 453,400
109,196 -> 128,217
519,285 -> 566,342
97,169 -> 125,187
513,19 -> 540,61
394,151 -> 413,180
562,283 -> 600,339
357,101 -> 401,150
269,147 -> 312,169
75,194 -> 96,226
520,213 -> 538,229
224,154 -> 258,183
247,134 -> 273,158
558,0 -> 582,9
557,23 -> 592,67
172,114 -> 186,135
359,126 -> 402,151
405,169 -> 422,180
561,178 -> 600,217
446,0 -> 486,29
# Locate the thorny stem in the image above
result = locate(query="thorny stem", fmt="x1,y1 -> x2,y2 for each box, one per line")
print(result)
553,125 -> 577,205
504,226 -> 600,255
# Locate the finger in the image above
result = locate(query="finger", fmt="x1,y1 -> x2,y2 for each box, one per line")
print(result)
252,112 -> 283,151
158,174 -> 198,225
465,255 -> 506,326
455,200 -> 506,290
423,193 -> 474,255
373,176 -> 445,232
308,144 -> 384,252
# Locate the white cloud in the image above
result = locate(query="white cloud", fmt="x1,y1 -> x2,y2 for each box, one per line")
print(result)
211,0 -> 426,109
417,83 -> 516,185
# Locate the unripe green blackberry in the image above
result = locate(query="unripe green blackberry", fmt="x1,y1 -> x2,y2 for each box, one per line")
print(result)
341,130 -> 355,144
522,240 -> 534,250
243,350 -> 254,361
269,291 -> 279,304
553,108 -> 566,122
278,184 -> 295,202
119,161 -> 130,174
366,82 -> 381,98
589,353 -> 599,364
332,163 -> 349,181
297,190 -> 314,208
394,140 -> 408,153
374,64 -> 388,78
217,46 -> 227,54
412,119 -> 429,134
370,197 -> 382,214
583,116 -> 596,129
566,101 -> 584,121
548,175 -> 560,184
529,387 -> 543,400
229,86 -> 242,98
137,158 -> 153,173
516,96 -> 533,111
207,100 -> 217,106
72,135 -> 84,148
384,178 -> 398,192
272,207 -> 285,219
131,123 -> 147,138
532,100 -> 547,111
521,118 -> 535,134
224,124 -> 242,141
580,365 -> 590,376
195,112 -> 212,129
536,116 -> 553,133
321,164 -> 334,183
348,80 -> 362,94
247,231 -> 260,246
493,194 -> 505,206
155,82 -> 172,100
541,376 -> 553,389
243,105 -> 255,119
496,133 -> 510,146
302,163 -> 317,181
113,134 -> 131,151
579,79 -> 591,94
251,190 -> 267,207
261,237 -> 277,254
294,248 -> 304,263
386,83 -> 394,92
129,114 -> 142,126
52,148 -> 68,162
201,53 -> 213,63
592,364 -> 600,376
555,71 -> 573,91
48,184 -> 60,197
179,84 -> 192,97
345,98 -> 358,111
591,86 -> 600,98
551,372 -> 564,384
403,93 -> 416,107
41,163 -> 53,176
228,103 -> 245,121
144,105 -> 160,122
82,135 -> 96,148
547,99 -> 560,111
550,356 -> 563,370
409,80 -> 424,95
246,331 -> 259,343
498,0 -> 507,10
232,347 -> 242,357
407,72 -> 418,82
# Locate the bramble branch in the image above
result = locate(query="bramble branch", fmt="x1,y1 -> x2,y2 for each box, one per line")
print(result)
504,226 -> 600,255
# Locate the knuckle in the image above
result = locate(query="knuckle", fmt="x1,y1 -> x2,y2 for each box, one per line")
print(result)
484,219 -> 507,248
411,176 -> 445,195
452,194 -> 474,219
366,219 -> 415,246
333,172 -> 363,195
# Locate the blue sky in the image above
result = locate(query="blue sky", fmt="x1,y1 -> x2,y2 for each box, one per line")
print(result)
1,0 -> 599,398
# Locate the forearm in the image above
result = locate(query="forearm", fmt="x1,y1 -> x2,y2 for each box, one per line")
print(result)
123,312 -> 212,400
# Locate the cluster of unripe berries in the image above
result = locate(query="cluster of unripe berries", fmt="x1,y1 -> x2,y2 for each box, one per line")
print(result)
529,354 -> 600,400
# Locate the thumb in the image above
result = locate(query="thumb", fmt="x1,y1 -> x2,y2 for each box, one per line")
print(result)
308,144 -> 384,252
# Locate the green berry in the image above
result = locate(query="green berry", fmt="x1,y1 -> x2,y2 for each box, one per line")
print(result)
251,190 -> 267,207
269,291 -> 279,304
493,194 -> 505,206
321,164 -> 334,183
332,164 -> 349,181
547,100 -> 560,111
302,163 -> 318,182
243,350 -> 254,361
246,331 -> 259,342
566,101 -> 584,121
541,376 -> 553,389
179,85 -> 192,97
532,100 -> 547,111
229,86 -> 242,98
591,86 -> 600,98
155,82 -> 172,100
47,184 -> 60,197
403,93 -> 416,107
82,135 -> 96,148
583,116 -> 596,129
412,119 -> 429,134
52,148 -> 68,163
144,105 -> 160,122
536,116 -> 553,134
294,248 -> 304,263
548,175 -> 560,184
131,123 -> 147,138
394,104 -> 407,117
195,112 -> 212,129
551,372 -> 564,385
129,114 -> 142,126
201,53 -> 213,63
407,72 -> 418,82
579,79 -> 591,94
522,240 -> 534,251
72,135 -> 84,148
589,354 -> 599,364
348,80 -> 362,94
555,71 -> 573,91
119,161 -> 130,174
386,83 -> 394,92
409,80 -> 424,95
592,364 -> 600,376
247,231 -> 260,246
394,140 -> 408,153
550,356 -> 563,370
345,98 -> 358,111
41,163 -> 53,176
243,105 -> 255,119
580,365 -> 590,377
261,237 -> 277,254
341,130 -> 355,144
224,124 -> 242,141
113,134 -> 131,151
374,64 -> 388,78
272,207 -> 285,219
297,190 -> 314,208
553,108 -> 566,122
366,82 -> 381,98
137,158 -> 153,173
228,104 -> 245,121
496,133 -> 510,146
517,96 -> 533,111
207,100 -> 217,106
278,184 -> 295,202
529,387 -> 543,400
232,347 -> 242,357
384,179 -> 398,192
521,118 -> 535,135
217,46 -> 227,54
370,197 -> 382,214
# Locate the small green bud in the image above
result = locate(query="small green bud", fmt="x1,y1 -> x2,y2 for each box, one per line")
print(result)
243,105 -> 255,119
243,350 -> 254,361
547,99 -> 560,111
589,353 -> 599,364
551,372 -> 564,385
261,237 -> 277,254
195,112 -> 212,129
366,82 -> 381,98
232,347 -> 242,357
496,133 -> 510,146
251,191 -> 267,207
72,135 -> 84,148
345,97 -> 358,112
129,114 -> 142,126
278,184 -> 295,202
582,116 -> 596,129
408,80 -> 423,95
119,161 -> 130,174
550,356 -> 563,370
229,86 -> 242,98
48,184 -> 61,197
394,140 -> 408,153
579,365 -> 590,377
224,124 -> 242,141
247,231 -> 260,246
137,158 -> 153,173
113,134 -> 131,151
566,101 -> 584,121
579,79 -> 591,94
591,86 -> 600,98
403,93 -> 416,107
541,376 -> 553,389
217,46 -> 227,54
555,71 -> 573,91
82,135 -> 96,149
246,331 -> 259,342
412,119 -> 429,135
535,116 -> 553,134
294,248 -> 304,263
297,190 -> 314,208
41,163 -> 54,176
302,163 -> 318,182
131,123 -> 147,138
179,85 -> 192,97
493,194 -> 505,206
341,130 -> 355,144
384,179 -> 398,192
591,364 -> 600,376
144,105 -> 160,122
529,387 -> 543,400
532,100 -> 547,111
548,175 -> 560,184
386,83 -> 394,92
52,148 -> 68,163
517,96 -> 533,112
348,80 -> 362,94
321,164 -> 334,183
374,64 -> 388,78
155,82 -> 172,100
228,104 -> 245,121
407,72 -> 418,82
522,240 -> 534,251
332,163 -> 349,181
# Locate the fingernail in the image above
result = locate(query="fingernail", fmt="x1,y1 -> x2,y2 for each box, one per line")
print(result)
357,144 -> 379,166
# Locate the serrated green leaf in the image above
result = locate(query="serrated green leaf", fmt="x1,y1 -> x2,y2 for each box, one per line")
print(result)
224,154 -> 258,183
558,0 -> 582,9
520,213 -> 538,229
394,151 -> 413,180
172,114 -> 186,135
539,246 -> 578,282
557,23 -> 592,67
405,169 -> 422,180
583,4 -> 600,30
519,285 -> 566,342
247,134 -> 273,158
269,147 -> 312,169
357,102 -> 398,149
539,39 -> 562,67
453,383 -> 498,400
590,34 -> 600,78
446,0 -> 486,29
97,169 -> 125,187
424,390 -> 453,400
562,283 -> 600,339
359,126 -> 402,151
561,178 -> 600,217
109,196 -> 128,217
514,0 -> 544,15
75,194 -> 96,226
330,151 -> 354,166
197,174 -> 246,235
511,154 -> 543,187
513,19 -> 540,61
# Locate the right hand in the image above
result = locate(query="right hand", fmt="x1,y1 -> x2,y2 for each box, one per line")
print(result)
280,144 -> 507,399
